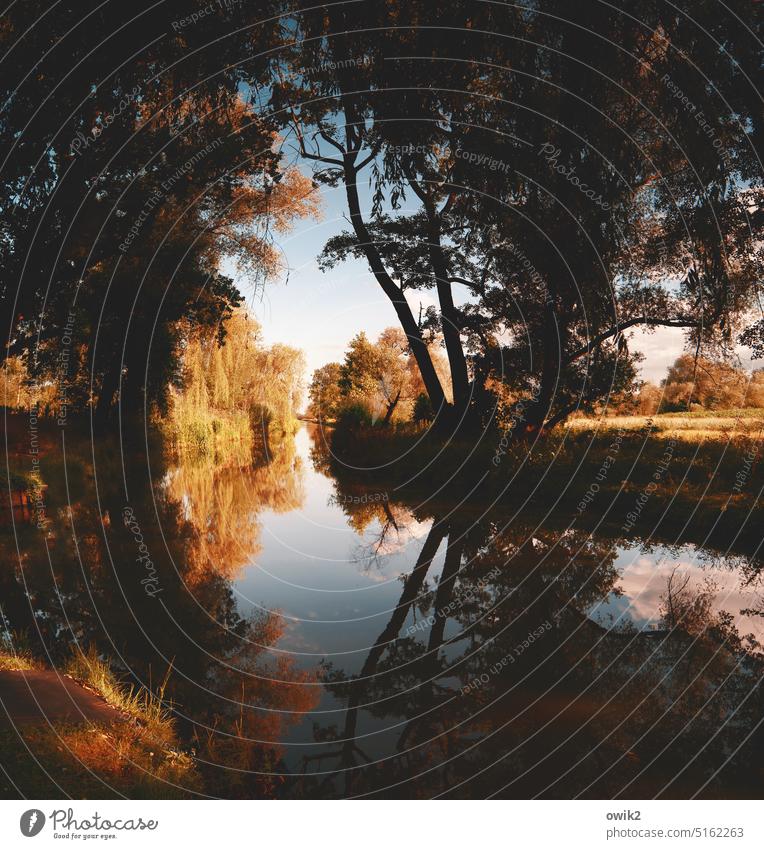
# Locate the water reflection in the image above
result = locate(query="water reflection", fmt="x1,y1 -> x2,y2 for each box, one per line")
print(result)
2,419 -> 763,798
302,516 -> 764,798
1,424 -> 316,797
163,438 -> 304,580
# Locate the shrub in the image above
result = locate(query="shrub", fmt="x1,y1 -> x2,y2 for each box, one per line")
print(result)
336,400 -> 375,430
413,392 -> 434,424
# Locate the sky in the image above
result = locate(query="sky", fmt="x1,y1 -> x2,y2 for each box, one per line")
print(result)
238,176 -> 722,387
243,179 -> 447,378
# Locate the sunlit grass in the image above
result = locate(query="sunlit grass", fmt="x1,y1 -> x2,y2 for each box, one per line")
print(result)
567,409 -> 764,441
0,720 -> 201,799
0,634 -> 39,671
0,645 -> 201,797
64,646 -> 175,744
163,402 -> 255,462
56,723 -> 200,797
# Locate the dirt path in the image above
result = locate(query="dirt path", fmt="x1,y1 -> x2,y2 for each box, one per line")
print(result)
0,670 -> 123,726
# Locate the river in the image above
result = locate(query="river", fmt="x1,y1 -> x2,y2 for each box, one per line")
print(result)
2,420 -> 762,797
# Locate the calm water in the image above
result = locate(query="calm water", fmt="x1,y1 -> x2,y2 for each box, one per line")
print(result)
3,422 -> 763,798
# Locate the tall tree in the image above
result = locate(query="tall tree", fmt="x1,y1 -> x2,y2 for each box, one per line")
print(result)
265,0 -> 761,434
308,362 -> 343,422
0,1 -> 312,423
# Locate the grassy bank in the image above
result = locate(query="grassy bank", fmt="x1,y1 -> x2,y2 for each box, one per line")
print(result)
163,390 -> 301,465
0,643 -> 201,799
566,409 -> 764,440
326,410 -> 763,552
163,403 -> 256,463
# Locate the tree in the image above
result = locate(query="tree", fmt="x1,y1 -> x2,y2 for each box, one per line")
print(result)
374,327 -> 410,424
337,331 -> 407,424
661,354 -> 755,411
267,0 -> 761,435
0,1 -> 315,424
338,332 -> 384,409
256,342 -> 306,433
746,371 -> 764,409
634,382 -> 663,416
171,309 -> 305,450
307,363 -> 342,422
311,327 -> 450,426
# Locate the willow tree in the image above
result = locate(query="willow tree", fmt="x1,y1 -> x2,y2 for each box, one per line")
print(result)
0,0 -> 305,423
175,309 -> 305,435
264,0 -> 761,434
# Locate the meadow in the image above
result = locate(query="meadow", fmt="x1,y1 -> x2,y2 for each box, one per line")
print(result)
566,409 -> 764,441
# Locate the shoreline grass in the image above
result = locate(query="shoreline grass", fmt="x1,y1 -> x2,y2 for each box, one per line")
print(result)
566,410 -> 764,440
0,645 -> 201,799
0,632 -> 40,672
64,646 -> 176,744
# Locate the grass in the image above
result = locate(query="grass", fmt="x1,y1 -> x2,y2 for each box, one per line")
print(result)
163,404 -> 255,463
567,409 -> 764,440
0,645 -> 202,799
64,646 -> 175,744
0,642 -> 289,798
653,408 -> 764,419
0,632 -> 40,671
163,396 -> 301,466
332,409 -> 764,474
0,723 -> 200,799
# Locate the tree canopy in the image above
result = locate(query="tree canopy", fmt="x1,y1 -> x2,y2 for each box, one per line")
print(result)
0,1 -> 315,423
270,0 -> 762,433
660,354 -> 764,411
2,1 -> 761,436
308,327 -> 450,425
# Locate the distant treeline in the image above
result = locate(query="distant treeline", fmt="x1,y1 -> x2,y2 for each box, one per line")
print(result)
620,355 -> 764,415
307,328 -> 451,427
310,342 -> 764,433
2,309 -> 304,460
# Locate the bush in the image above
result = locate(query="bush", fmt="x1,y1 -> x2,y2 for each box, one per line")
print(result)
336,401 -> 375,430
412,393 -> 434,424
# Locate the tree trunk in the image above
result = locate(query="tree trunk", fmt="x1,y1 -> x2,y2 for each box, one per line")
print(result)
326,38 -> 452,427
342,163 -> 449,417
339,518 -> 448,792
424,211 -> 470,410
524,298 -> 562,436
382,388 -> 401,426
426,526 -> 465,656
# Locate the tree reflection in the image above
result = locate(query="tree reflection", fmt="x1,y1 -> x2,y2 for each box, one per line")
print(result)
163,435 -> 304,580
3,418 -> 763,798
1,420 -> 316,797
307,500 -> 764,799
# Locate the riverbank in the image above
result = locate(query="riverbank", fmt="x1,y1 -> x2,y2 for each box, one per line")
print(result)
0,643 -> 199,798
324,411 -> 763,553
